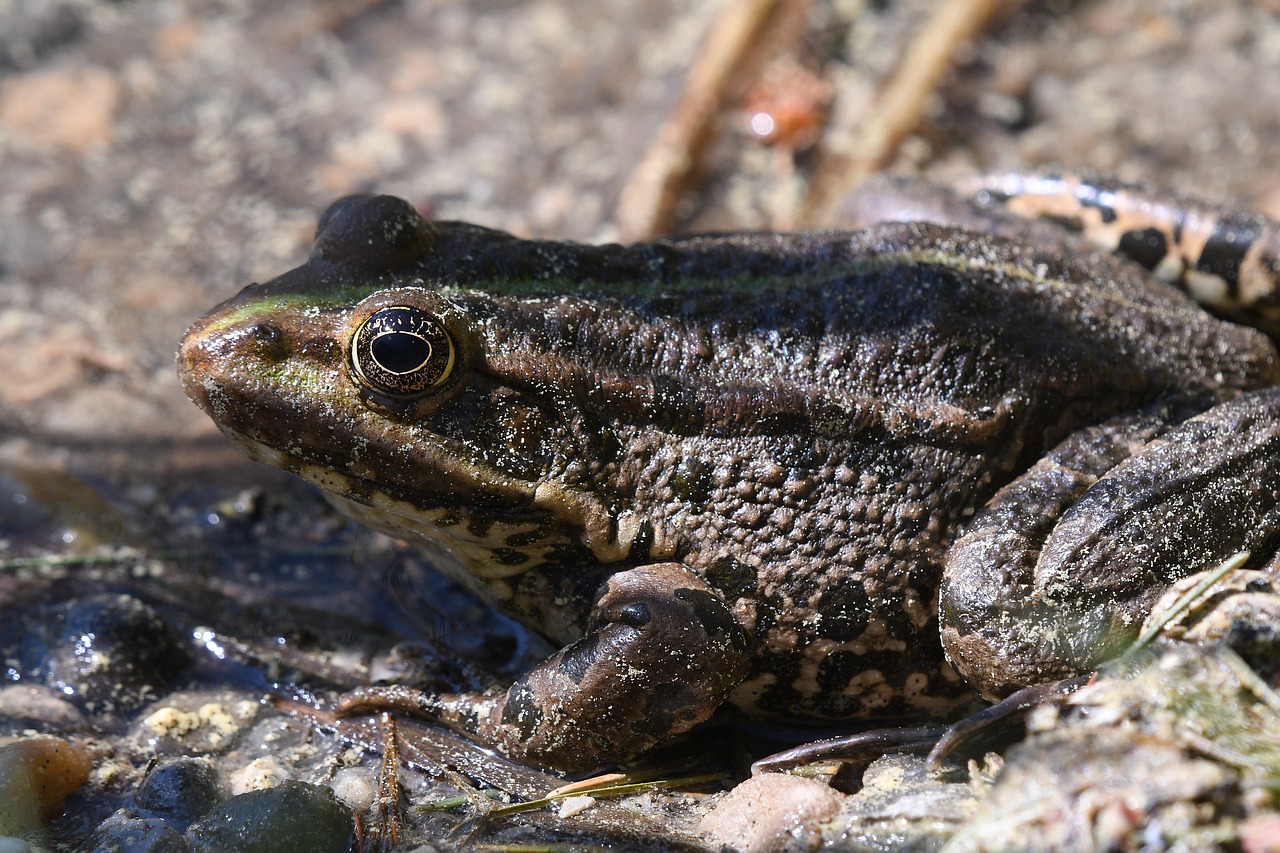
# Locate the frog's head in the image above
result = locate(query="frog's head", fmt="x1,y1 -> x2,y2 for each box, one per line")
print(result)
178,195 -> 639,584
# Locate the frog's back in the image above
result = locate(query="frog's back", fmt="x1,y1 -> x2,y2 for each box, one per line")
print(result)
441,220 -> 1277,444
418,220 -> 1277,720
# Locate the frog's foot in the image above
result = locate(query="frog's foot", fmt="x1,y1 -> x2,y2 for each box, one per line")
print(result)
337,563 -> 750,772
941,388 -> 1280,700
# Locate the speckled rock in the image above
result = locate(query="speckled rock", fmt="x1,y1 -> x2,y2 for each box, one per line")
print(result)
700,772 -> 842,852
946,640 -> 1280,852
0,735 -> 91,835
1145,567 -> 1280,683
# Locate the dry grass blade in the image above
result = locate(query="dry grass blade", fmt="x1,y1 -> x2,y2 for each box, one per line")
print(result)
798,0 -> 1024,226
615,0 -> 792,239
1126,551 -> 1250,656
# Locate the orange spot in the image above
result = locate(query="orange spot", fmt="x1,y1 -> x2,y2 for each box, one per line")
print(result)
744,62 -> 832,151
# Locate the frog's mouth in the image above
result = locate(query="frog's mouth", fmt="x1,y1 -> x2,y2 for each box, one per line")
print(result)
209,423 -> 576,582
178,315 -> 640,575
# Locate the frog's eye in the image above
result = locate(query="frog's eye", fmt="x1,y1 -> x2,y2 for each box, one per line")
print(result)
351,306 -> 455,398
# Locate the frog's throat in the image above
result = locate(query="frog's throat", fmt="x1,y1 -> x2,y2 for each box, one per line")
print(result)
214,426 -> 641,570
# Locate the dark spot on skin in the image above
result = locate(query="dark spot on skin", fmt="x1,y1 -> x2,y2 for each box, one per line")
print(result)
617,602 -> 651,628
598,430 -> 623,463
499,682 -> 543,740
1117,227 -> 1169,272
675,587 -> 743,648
1070,185 -> 1119,224
814,649 -> 924,717
816,650 -> 863,695
490,547 -> 530,566
755,680 -> 802,714
1085,203 -> 1118,224
752,603 -> 778,636
812,580 -> 871,641
756,410 -> 811,436
670,456 -> 712,505
751,650 -> 804,713
580,412 -> 622,465
467,517 -> 493,539
557,633 -> 601,685
504,526 -> 548,547
1041,213 -> 1086,234
1197,219 -> 1258,288
706,550 -> 752,596
705,557 -> 757,600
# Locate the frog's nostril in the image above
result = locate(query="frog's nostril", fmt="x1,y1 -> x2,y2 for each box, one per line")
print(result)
246,322 -> 290,362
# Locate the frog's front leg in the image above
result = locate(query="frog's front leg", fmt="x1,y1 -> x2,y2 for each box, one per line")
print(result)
337,563 -> 750,772
941,389 -> 1280,700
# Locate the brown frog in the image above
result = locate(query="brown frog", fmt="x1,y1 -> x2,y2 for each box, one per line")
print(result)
177,175 -> 1280,771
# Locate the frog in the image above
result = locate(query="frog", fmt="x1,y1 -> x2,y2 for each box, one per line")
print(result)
177,174 -> 1280,772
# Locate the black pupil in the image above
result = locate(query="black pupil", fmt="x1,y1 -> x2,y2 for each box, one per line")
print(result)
371,331 -> 431,375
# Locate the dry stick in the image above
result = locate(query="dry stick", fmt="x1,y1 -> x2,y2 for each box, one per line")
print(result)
615,0 -> 792,240
797,0 -> 1024,228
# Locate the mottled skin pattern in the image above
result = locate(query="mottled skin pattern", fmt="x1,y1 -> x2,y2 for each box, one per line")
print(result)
179,186 -> 1280,771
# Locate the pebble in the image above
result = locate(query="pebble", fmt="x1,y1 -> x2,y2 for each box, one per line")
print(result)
89,810 -> 189,853
0,735 -> 91,835
0,684 -> 87,730
699,772 -> 842,853
133,757 -> 222,830
185,780 -> 354,853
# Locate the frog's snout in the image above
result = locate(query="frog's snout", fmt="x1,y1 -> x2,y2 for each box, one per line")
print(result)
178,309 -> 290,416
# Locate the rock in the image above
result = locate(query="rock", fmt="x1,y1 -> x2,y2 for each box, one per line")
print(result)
22,594 -> 188,714
700,772 -> 842,852
184,780 -> 354,853
133,758 -> 222,830
0,735 -> 91,835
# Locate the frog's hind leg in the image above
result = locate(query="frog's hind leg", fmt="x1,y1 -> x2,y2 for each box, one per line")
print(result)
835,172 -> 1280,333
337,562 -> 749,772
964,172 -> 1280,332
940,388 -> 1280,701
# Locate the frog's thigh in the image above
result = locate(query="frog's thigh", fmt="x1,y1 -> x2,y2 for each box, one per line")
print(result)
942,390 -> 1280,700
479,563 -> 748,770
